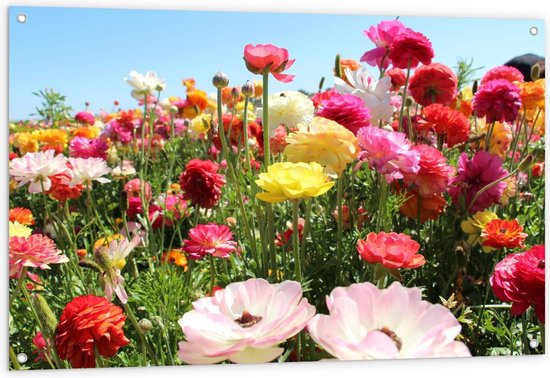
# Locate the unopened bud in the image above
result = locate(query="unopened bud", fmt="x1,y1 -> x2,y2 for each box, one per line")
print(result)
517,154 -> 534,171
231,87 -> 240,99
242,81 -> 254,97
404,96 -> 413,108
531,63 -> 541,81
78,259 -> 103,273
32,294 -> 58,341
334,54 -> 342,78
138,318 -> 154,333
472,80 -> 478,95
212,72 -> 229,89
169,105 -> 178,114
94,248 -> 112,272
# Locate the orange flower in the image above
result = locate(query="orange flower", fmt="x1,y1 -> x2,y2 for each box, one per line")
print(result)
72,126 -> 100,139
481,219 -> 527,249
520,79 -> 545,111
161,249 -> 188,271
399,190 -> 447,223
182,78 -> 196,91
13,132 -> 39,154
253,80 -> 263,98
336,58 -> 362,86
9,207 -> 35,225
32,129 -> 69,151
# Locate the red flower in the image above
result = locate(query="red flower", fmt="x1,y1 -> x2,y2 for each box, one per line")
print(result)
385,68 -> 407,91
55,295 -> 130,368
275,218 -> 305,250
473,79 -> 522,123
490,245 -> 545,322
357,231 -> 425,269
408,63 -> 457,106
311,88 -> 339,108
179,159 -> 226,209
532,162 -> 544,177
9,207 -> 35,225
420,104 -> 470,147
243,44 -> 295,83
402,144 -> 452,197
481,219 -> 528,249
399,190 -> 447,223
480,65 -> 524,86
47,172 -> 84,202
75,112 -> 95,125
388,29 -> 434,69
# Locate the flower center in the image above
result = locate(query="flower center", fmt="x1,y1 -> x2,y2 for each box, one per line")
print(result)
379,326 -> 402,351
235,310 -> 262,328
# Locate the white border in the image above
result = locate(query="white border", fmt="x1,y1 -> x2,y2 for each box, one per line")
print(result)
2,1 -> 549,377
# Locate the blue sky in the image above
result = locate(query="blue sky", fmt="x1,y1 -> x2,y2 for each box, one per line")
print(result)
8,6 -> 545,120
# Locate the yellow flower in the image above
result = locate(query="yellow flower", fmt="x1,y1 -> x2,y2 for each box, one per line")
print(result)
255,162 -> 335,203
499,176 -> 517,206
9,221 -> 32,238
189,113 -> 212,140
94,234 -> 125,251
72,126 -> 101,139
13,132 -> 39,154
32,129 -> 69,149
477,121 -> 512,159
235,100 -> 256,123
284,116 -> 358,176
461,211 -> 498,252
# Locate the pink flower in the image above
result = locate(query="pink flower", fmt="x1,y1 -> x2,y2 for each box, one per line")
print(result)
388,29 -> 434,69
9,234 -> 69,277
357,126 -> 420,183
64,157 -> 112,188
177,278 -> 316,364
243,44 -> 295,83
490,245 -> 545,323
448,151 -> 509,213
473,79 -> 522,123
9,150 -> 68,193
307,281 -> 471,359
360,20 -> 406,69
183,224 -> 238,260
124,178 -> 152,202
403,144 -> 453,197
316,93 -> 371,135
480,65 -> 524,86
357,231 -> 425,269
69,136 -> 108,159
74,111 -> 95,125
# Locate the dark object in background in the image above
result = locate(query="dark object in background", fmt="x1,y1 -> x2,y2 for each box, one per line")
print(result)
504,53 -> 545,81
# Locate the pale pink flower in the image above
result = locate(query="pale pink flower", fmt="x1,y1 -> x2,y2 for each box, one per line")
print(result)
182,223 -> 237,260
360,20 -> 406,69
9,234 -> 69,277
124,178 -> 152,201
307,281 -> 471,360
357,126 -> 420,183
64,157 -> 112,188
177,278 -> 316,364
9,150 -> 68,193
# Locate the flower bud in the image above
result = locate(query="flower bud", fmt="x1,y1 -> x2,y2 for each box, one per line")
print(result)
472,80 -> 478,95
94,248 -> 112,272
169,105 -> 179,114
531,63 -> 541,81
32,294 -> 58,341
517,154 -> 534,171
212,71 -> 229,89
404,96 -> 414,108
334,54 -> 342,78
242,81 -> 254,97
231,87 -> 240,99
138,318 -> 154,333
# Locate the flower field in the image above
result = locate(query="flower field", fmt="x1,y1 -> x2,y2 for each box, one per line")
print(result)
8,18 -> 545,369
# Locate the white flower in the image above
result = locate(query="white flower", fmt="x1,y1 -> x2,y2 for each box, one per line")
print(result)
260,91 -> 314,137
125,70 -> 166,100
64,157 -> 112,187
9,150 -> 68,193
335,67 -> 394,126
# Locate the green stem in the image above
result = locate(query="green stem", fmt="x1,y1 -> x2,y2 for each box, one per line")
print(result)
9,267 -> 28,308
9,345 -> 21,370
262,73 -> 270,167
336,175 -> 344,281
292,200 -> 302,282
397,59 -> 412,133
122,302 -> 159,365
208,254 -> 217,291
242,95 -> 252,171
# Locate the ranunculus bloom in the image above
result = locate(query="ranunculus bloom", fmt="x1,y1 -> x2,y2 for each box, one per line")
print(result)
356,126 -> 420,183
9,234 -> 69,277
311,88 -> 338,108
360,19 -> 406,69
448,151 -> 509,213
461,210 -> 499,250
520,79 -> 545,111
179,159 -> 225,209
9,221 -> 32,238
408,63 -> 458,106
64,157 -> 112,188
124,178 -> 152,202
490,245 -> 545,323
481,219 -> 528,250
420,104 -> 470,147
385,68 -> 407,91
480,65 -> 524,86
477,121 -> 512,159
182,223 -> 238,260
270,125 -> 288,155
255,162 -> 334,203
267,91 -> 314,137
177,278 -> 315,364
75,111 -> 96,125
69,136 -> 108,160
9,150 -> 68,193
316,93 -> 371,135
9,207 -> 35,225
532,162 -> 544,177
357,231 -> 425,269
307,281 -> 471,359
388,28 -> 434,69
284,117 -> 359,176
275,218 -> 305,250
402,144 -> 452,197
56,295 -> 130,368
126,70 -> 166,100
47,172 -> 84,202
399,190 -> 447,223
243,44 -> 295,83
473,79 -> 522,123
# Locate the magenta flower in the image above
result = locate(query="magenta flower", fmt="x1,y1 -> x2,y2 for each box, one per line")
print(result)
473,79 -> 522,123
316,93 -> 371,135
388,29 -> 434,69
360,20 -> 406,69
177,278 -> 316,364
69,136 -> 108,160
9,150 -> 68,193
183,223 -> 238,260
9,234 -> 69,277
356,126 -> 420,183
74,111 -> 95,125
490,245 -> 545,323
307,281 -> 471,360
448,151 -> 508,213
403,144 -> 453,197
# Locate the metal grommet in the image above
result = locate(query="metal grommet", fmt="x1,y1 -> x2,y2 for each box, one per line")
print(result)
16,14 -> 27,23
